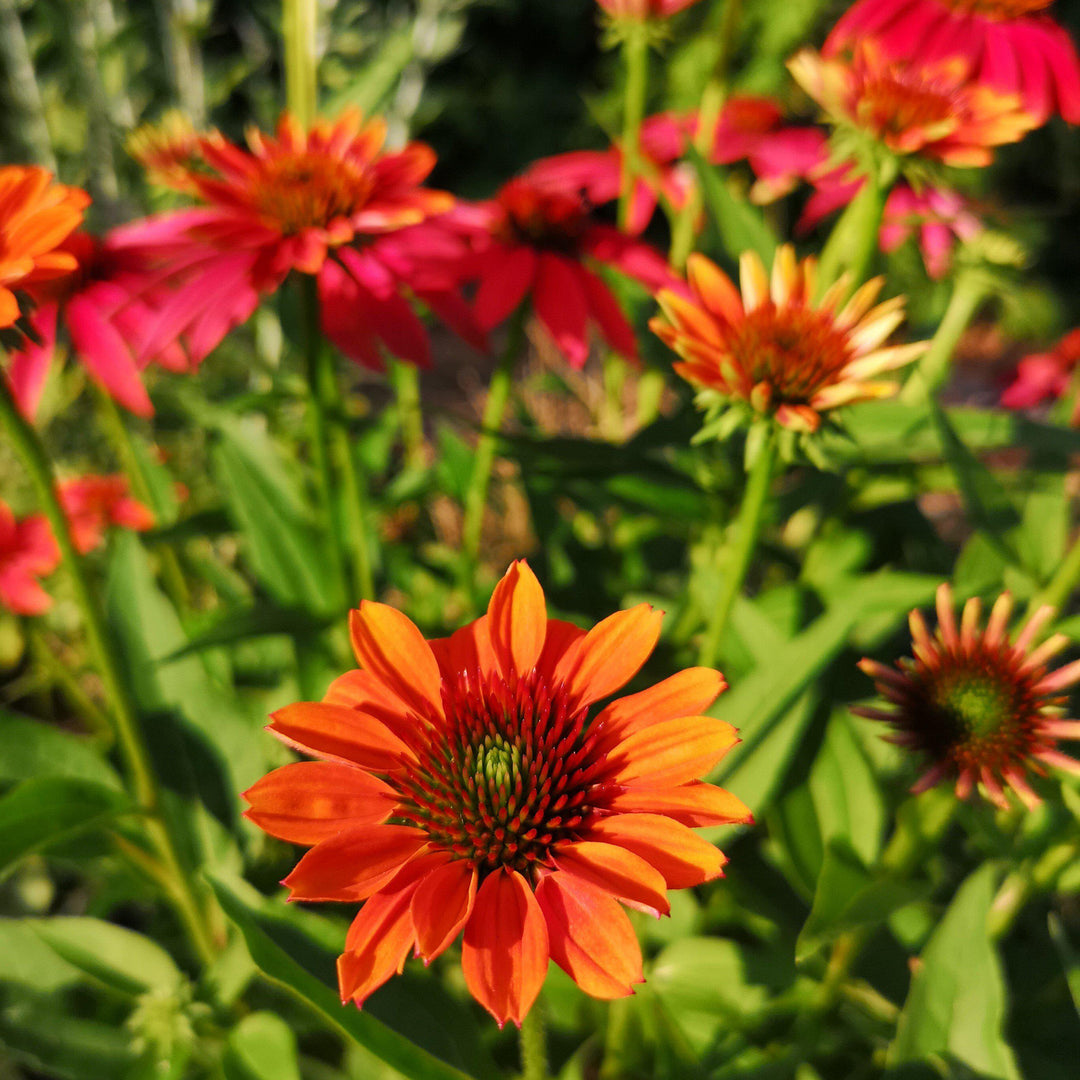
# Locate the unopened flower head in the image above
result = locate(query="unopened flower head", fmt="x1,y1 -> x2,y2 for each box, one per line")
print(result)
649,244 -> 927,436
244,561 -> 750,1027
856,583 -> 1080,809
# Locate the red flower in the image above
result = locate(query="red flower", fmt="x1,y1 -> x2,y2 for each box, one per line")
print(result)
6,230 -> 201,420
857,584 -> 1080,808
126,109 -> 482,371
525,101 -> 826,234
244,561 -> 751,1026
0,166 -> 89,330
789,40 -> 1039,166
798,170 -> 984,279
1001,327 -> 1080,419
825,0 -> 1080,125
0,499 -> 59,616
467,173 -> 676,367
58,474 -> 155,555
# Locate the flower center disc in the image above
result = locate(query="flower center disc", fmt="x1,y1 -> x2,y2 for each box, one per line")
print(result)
930,669 -> 1015,741
858,72 -> 959,137
498,181 -> 590,253
728,306 -> 855,402
396,669 -> 607,875
252,152 -> 374,233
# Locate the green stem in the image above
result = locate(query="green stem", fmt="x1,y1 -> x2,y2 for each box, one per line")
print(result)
93,389 -> 189,613
617,22 -> 649,232
899,269 -> 987,404
667,0 -> 741,268
331,421 -> 376,601
698,427 -> 776,667
0,378 -> 217,967
390,360 -> 426,472
26,623 -> 114,745
299,274 -> 349,606
461,305 -> 527,573
1031,529 -> 1080,616
814,165 -> 891,301
519,1004 -> 547,1080
282,0 -> 317,126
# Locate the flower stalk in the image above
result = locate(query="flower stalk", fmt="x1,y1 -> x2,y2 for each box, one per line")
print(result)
283,0 -> 318,127
698,425 -> 776,667
617,21 -> 650,232
461,302 -> 528,578
0,377 -> 218,966
519,1005 -> 548,1080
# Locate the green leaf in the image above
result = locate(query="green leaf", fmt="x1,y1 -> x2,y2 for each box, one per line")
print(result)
207,875 -> 481,1080
0,1003 -> 138,1080
685,144 -> 777,264
0,710 -> 121,789
890,864 -> 1021,1079
0,918 -> 81,991
160,603 -> 335,661
0,777 -> 130,876
30,917 -> 185,997
225,1012 -> 301,1080
210,417 -> 339,612
796,842 -> 928,962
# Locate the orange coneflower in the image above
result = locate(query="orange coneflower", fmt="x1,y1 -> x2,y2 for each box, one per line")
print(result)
856,584 -> 1080,809
649,244 -> 927,434
244,560 -> 750,1026
788,41 -> 1038,167
0,166 -> 89,330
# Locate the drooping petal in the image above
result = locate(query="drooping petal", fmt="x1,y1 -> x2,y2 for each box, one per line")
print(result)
411,857 -> 477,962
242,761 -> 397,845
461,868 -> 549,1028
535,872 -> 643,999
583,813 -> 726,888
554,840 -> 669,916
282,824 -> 428,902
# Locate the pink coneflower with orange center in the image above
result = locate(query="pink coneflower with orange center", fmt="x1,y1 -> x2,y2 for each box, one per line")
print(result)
856,584 -> 1080,809
825,0 -> 1080,125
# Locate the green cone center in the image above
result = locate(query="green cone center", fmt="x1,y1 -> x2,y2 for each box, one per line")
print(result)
474,736 -> 521,788
931,671 -> 1013,739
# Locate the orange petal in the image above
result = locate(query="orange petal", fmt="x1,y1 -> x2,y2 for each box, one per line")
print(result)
604,717 -> 738,786
591,667 -> 726,750
338,886 -> 418,1005
554,604 -> 664,709
601,781 -> 754,827
583,813 -> 725,888
411,858 -> 477,962
461,868 -> 549,1028
429,616 -> 497,681
349,602 -> 444,721
686,253 -> 743,326
268,701 -> 414,770
554,840 -> 669,916
322,669 -> 416,741
604,715 -> 739,786
535,872 -> 643,999
242,761 -> 397,845
487,560 -> 547,679
536,619 -> 586,679
282,824 -> 428,902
